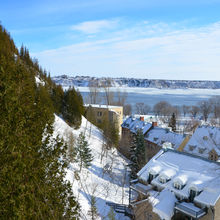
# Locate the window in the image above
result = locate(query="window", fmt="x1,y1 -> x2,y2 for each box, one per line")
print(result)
189,189 -> 197,202
198,148 -> 205,154
189,145 -> 196,151
97,111 -> 102,116
203,136 -> 208,141
159,176 -> 168,184
173,182 -> 183,190
97,119 -> 102,124
148,174 -> 154,184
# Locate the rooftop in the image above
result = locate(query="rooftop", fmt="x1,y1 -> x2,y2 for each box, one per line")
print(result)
144,127 -> 184,150
84,104 -> 123,109
138,149 -> 220,207
183,125 -> 220,159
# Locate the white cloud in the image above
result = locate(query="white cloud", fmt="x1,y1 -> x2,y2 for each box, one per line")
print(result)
33,20 -> 220,80
71,19 -> 119,34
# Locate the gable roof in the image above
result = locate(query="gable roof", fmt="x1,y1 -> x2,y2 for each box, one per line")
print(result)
138,149 -> 220,207
183,125 -> 220,159
121,116 -> 152,135
144,127 -> 184,150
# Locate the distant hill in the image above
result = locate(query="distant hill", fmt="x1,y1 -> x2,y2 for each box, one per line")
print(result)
52,75 -> 220,89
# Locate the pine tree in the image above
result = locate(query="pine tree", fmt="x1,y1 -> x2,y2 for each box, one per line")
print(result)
129,133 -> 139,179
76,132 -> 93,171
62,87 -> 84,129
169,113 -> 176,132
107,207 -> 116,220
87,196 -> 99,220
129,130 -> 146,179
0,24 -> 80,219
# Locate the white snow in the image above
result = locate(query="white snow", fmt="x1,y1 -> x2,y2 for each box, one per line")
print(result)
53,115 -> 130,219
76,86 -> 220,97
35,76 -> 45,86
138,149 -> 220,206
145,127 -> 184,150
122,116 -> 152,135
152,189 -> 177,220
183,125 -> 220,159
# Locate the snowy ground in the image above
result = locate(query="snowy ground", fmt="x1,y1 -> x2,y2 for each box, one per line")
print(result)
53,115 -> 130,219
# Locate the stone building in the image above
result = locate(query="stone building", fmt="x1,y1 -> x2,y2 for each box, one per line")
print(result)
84,104 -> 123,135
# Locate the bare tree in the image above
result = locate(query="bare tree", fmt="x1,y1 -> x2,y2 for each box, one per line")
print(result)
101,78 -> 114,105
88,80 -> 101,104
209,96 -> 220,119
190,105 -> 200,118
144,104 -> 151,115
67,131 -> 76,163
153,101 -> 172,117
182,105 -> 190,117
135,102 -> 145,114
123,104 -> 132,116
199,100 -> 212,122
114,89 -> 127,106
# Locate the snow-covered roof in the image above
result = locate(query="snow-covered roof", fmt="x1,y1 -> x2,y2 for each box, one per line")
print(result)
183,125 -> 220,159
121,116 -> 152,135
150,189 -> 177,220
138,149 -> 220,207
144,127 -> 184,150
84,104 -> 123,109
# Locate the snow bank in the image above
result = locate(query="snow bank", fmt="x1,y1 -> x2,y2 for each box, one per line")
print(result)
53,115 -> 130,219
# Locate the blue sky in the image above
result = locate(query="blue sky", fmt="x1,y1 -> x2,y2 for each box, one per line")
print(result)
1,0 -> 220,80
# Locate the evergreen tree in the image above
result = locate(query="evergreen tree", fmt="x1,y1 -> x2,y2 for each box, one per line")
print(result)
62,87 -> 84,129
129,130 -> 146,179
76,132 -> 93,171
0,24 -> 80,218
107,207 -> 116,220
169,113 -> 176,132
87,196 -> 99,220
129,133 -> 139,179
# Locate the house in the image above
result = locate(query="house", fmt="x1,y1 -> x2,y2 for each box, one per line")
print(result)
144,127 -> 185,161
182,125 -> 220,161
84,104 -> 123,135
120,116 -> 152,157
130,149 -> 220,220
120,116 -> 184,160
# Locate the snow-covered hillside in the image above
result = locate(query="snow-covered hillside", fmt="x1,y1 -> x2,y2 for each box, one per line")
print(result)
53,115 -> 130,219
52,75 -> 220,89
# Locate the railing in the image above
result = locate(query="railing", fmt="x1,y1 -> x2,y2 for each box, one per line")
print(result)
175,201 -> 206,218
106,202 -> 134,217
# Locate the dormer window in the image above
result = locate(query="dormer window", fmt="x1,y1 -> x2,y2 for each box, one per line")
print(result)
158,169 -> 176,185
203,136 -> 208,141
189,188 -> 198,202
159,176 -> 169,184
153,137 -> 159,141
189,145 -> 196,151
198,147 -> 205,154
173,182 -> 182,190
173,175 -> 187,190
148,166 -> 161,184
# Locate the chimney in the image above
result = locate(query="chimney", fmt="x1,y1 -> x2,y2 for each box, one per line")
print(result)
152,121 -> 158,127
140,116 -> 144,121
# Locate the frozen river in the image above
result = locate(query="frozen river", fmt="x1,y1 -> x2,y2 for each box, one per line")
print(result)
74,86 -> 220,110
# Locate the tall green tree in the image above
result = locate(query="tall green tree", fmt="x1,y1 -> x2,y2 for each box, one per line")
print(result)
87,196 -> 99,220
0,24 -> 80,219
129,130 -> 146,179
76,132 -> 93,171
62,87 -> 84,129
169,112 -> 176,132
